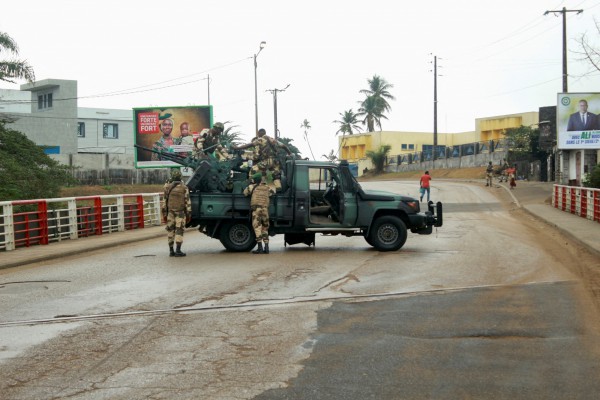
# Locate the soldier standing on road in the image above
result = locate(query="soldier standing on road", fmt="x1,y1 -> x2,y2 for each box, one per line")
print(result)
163,169 -> 191,257
233,128 -> 292,191
243,173 -> 275,254
486,161 -> 494,187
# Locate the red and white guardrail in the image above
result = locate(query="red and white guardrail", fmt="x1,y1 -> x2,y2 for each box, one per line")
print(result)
553,185 -> 600,224
0,193 -> 162,251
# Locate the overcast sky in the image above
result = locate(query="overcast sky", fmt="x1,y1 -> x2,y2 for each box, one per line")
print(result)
1,0 -> 600,159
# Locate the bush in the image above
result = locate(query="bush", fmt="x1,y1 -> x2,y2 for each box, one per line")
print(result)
583,164 -> 600,189
0,122 -> 76,201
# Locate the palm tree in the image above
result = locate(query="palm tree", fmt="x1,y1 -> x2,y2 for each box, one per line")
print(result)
278,137 -> 301,158
300,118 -> 316,160
219,121 -> 243,148
358,75 -> 395,132
366,144 -> 392,174
322,149 -> 338,162
359,74 -> 395,113
358,96 -> 388,132
0,32 -> 35,83
333,109 -> 362,136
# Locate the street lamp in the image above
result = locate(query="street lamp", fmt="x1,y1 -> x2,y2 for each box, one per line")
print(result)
254,41 -> 266,136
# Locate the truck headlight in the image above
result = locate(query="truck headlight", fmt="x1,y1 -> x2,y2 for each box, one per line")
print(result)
404,200 -> 420,212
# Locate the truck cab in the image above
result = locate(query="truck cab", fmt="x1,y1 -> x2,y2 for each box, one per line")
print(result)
188,157 -> 442,252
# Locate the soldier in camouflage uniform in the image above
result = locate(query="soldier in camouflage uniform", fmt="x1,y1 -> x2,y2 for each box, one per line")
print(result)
193,122 -> 229,160
234,128 -> 292,191
243,173 -> 275,254
163,169 -> 191,257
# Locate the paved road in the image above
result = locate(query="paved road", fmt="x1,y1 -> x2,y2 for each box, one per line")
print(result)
1,180 -> 599,399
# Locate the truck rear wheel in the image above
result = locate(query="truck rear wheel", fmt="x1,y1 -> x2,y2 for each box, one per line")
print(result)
368,216 -> 407,251
219,221 -> 256,252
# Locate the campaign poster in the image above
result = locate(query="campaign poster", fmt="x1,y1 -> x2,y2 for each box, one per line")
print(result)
133,106 -> 212,168
557,93 -> 600,150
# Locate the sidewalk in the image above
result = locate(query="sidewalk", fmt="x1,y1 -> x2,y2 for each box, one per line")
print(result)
1,181 -> 598,270
496,180 -> 600,257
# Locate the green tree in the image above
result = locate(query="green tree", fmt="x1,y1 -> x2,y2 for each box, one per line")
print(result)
583,164 -> 600,188
366,144 -> 392,174
0,122 -> 75,201
0,31 -> 35,83
333,109 -> 362,136
278,137 -> 301,158
300,118 -> 316,160
358,74 -> 395,132
322,149 -> 338,162
220,121 -> 243,148
358,96 -> 388,132
503,125 -> 547,162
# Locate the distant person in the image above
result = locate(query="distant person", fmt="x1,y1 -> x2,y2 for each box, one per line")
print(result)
509,164 -> 517,190
419,170 -> 432,202
152,118 -> 177,161
485,161 -> 494,187
567,99 -> 599,131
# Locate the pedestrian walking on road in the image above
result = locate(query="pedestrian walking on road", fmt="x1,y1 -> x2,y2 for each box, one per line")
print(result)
163,169 -> 191,257
485,161 -> 494,187
508,166 -> 517,190
419,170 -> 432,202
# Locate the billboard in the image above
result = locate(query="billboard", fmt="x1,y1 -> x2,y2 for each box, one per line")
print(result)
557,93 -> 600,150
133,106 -> 212,168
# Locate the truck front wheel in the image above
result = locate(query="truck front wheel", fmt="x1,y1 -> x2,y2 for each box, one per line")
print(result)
368,216 -> 407,251
219,221 -> 256,252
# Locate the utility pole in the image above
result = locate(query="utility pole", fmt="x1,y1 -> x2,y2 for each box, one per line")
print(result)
430,54 -> 441,164
266,84 -> 290,140
207,74 -> 210,105
544,7 -> 583,92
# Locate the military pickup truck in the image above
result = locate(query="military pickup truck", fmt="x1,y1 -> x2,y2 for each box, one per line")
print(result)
136,146 -> 442,252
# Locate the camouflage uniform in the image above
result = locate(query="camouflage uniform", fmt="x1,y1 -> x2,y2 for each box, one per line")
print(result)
249,136 -> 284,190
163,170 -> 191,256
194,125 -> 229,160
243,176 -> 275,254
485,162 -> 494,187
152,136 -> 180,161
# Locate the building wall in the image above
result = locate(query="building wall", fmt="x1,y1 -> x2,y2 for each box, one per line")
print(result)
339,111 -> 539,163
1,79 -> 79,155
77,107 -> 134,154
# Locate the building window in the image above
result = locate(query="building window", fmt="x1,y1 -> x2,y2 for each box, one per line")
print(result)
401,144 -> 407,150
103,123 -> 118,139
77,122 -> 85,138
409,144 -> 415,150
37,93 -> 53,110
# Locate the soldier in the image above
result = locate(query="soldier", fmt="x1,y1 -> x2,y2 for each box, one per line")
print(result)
233,128 -> 292,190
193,122 -> 229,160
485,161 -> 494,187
163,168 -> 191,257
243,172 -> 275,254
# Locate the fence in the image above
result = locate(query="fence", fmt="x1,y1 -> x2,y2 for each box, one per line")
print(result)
553,185 -> 600,223
388,139 -> 508,166
0,193 -> 162,251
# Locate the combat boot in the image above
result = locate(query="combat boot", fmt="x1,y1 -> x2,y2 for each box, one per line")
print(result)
174,243 -> 186,257
252,242 -> 263,254
263,243 -> 269,254
169,245 -> 175,257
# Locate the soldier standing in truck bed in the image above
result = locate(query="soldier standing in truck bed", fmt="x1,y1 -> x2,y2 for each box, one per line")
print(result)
243,173 -> 275,254
163,169 -> 191,257
233,128 -> 292,191
193,122 -> 229,160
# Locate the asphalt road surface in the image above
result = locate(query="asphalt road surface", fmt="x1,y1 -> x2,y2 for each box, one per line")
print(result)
1,181 -> 599,400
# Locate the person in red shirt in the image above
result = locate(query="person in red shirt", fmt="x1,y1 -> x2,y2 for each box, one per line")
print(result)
419,170 -> 432,202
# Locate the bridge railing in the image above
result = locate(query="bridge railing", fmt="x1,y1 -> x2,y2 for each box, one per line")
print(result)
0,193 -> 162,251
553,185 -> 600,223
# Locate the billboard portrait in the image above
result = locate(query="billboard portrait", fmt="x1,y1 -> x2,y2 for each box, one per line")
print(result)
133,106 -> 212,168
557,93 -> 600,149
